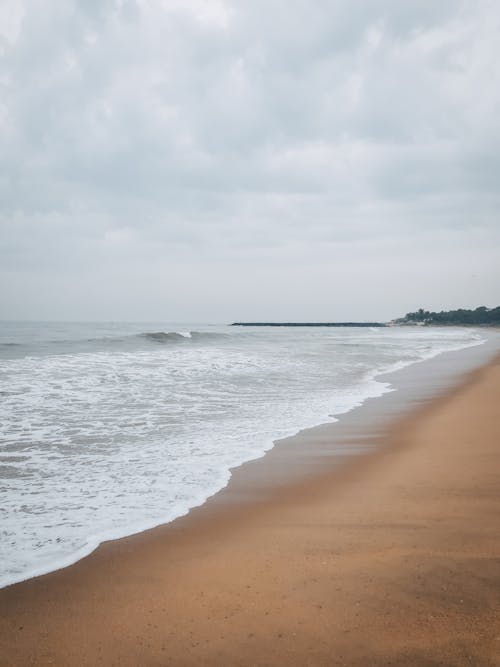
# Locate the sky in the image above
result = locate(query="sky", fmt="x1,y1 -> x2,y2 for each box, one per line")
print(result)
1,0 -> 499,322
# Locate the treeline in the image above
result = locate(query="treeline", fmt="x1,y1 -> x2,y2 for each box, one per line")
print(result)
399,306 -> 500,325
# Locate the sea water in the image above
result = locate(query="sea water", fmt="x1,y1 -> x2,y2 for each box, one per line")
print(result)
0,321 -> 485,587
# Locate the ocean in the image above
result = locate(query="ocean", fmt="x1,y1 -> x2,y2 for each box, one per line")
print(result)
0,321 -> 485,588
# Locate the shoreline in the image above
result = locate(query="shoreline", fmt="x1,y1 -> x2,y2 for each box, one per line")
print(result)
1,337 -> 500,664
1,333 -> 495,590
212,334 -> 498,507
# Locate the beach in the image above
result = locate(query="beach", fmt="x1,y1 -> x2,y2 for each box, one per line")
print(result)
3,0 -> 500,662
1,346 -> 499,665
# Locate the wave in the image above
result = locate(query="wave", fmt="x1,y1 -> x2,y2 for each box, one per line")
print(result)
138,331 -> 228,345
0,331 -> 230,357
139,331 -> 190,344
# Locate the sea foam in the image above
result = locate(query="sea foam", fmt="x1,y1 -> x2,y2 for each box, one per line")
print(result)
0,323 -> 485,587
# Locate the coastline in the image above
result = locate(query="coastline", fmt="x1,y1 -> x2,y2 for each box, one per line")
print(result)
211,334 -> 499,507
1,337 -> 500,664
0,330 -> 493,590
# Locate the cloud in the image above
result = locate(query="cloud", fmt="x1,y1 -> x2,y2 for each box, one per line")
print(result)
1,0 -> 499,320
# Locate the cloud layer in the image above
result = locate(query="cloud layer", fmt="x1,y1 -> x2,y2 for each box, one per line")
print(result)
1,0 -> 499,320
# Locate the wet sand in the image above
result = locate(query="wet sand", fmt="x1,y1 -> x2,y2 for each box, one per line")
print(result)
1,352 -> 500,666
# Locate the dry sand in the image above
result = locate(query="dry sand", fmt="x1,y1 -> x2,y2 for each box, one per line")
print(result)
1,355 -> 500,666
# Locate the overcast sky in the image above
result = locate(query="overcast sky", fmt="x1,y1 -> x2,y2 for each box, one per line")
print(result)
1,0 -> 499,322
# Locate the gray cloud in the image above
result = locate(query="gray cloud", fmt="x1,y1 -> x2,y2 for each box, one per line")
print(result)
1,0 -> 499,321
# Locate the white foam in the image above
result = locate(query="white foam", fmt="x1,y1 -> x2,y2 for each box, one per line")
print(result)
0,325 -> 486,588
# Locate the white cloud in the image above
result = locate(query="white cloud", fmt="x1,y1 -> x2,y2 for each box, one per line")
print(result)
0,0 -> 499,320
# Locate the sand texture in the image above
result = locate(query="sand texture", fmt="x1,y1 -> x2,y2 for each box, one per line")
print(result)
1,356 -> 500,666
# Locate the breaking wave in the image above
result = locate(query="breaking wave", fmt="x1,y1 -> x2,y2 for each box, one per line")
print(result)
139,331 -> 190,343
0,329 -> 230,359
138,331 -> 228,344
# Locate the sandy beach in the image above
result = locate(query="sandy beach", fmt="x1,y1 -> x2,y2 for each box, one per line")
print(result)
1,353 -> 500,666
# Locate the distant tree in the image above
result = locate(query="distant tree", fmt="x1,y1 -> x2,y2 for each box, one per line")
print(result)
399,306 -> 500,326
